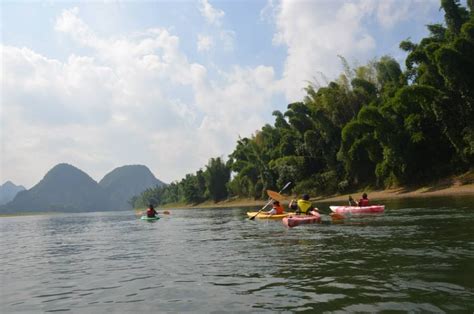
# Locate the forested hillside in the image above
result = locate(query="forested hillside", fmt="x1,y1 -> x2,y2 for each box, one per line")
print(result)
133,0 -> 473,207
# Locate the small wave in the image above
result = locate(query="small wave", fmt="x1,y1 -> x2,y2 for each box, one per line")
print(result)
138,286 -> 161,291
119,275 -> 154,283
115,299 -> 145,303
336,301 -> 444,313
42,296 -> 70,303
35,292 -> 73,298
76,285 -> 121,292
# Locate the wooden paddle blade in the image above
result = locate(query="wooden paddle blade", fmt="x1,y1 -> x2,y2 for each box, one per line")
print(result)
330,213 -> 345,220
266,190 -> 286,202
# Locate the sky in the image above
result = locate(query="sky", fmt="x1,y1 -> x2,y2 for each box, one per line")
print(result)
1,0 -> 445,188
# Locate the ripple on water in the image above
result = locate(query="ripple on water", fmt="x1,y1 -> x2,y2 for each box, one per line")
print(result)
335,301 -> 445,313
118,275 -> 154,283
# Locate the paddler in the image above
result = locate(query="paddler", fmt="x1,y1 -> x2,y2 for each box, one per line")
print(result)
265,200 -> 285,215
290,194 -> 318,215
146,204 -> 158,218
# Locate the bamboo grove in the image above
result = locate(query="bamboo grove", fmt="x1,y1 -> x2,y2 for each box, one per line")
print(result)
133,0 -> 473,207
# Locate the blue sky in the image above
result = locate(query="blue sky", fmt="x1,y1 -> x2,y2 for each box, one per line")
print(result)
1,0 -> 445,188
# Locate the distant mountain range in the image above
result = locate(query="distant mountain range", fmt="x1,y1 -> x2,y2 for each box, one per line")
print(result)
0,163 -> 165,213
0,181 -> 26,205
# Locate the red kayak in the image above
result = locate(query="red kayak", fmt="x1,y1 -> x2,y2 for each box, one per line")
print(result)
329,205 -> 385,214
282,212 -> 321,228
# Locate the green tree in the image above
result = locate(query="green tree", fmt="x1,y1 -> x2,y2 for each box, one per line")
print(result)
181,173 -> 203,204
205,157 -> 231,202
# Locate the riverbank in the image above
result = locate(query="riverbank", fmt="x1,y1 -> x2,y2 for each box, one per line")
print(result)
165,176 -> 474,209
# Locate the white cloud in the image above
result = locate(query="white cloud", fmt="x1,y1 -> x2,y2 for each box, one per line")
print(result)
273,1 -> 376,101
375,0 -> 438,29
1,7 -> 279,187
271,0 -> 439,101
199,0 -> 225,26
198,1 -> 235,52
197,34 -> 214,52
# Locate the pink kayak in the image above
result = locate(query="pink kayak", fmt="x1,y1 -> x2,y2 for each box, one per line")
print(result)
329,205 -> 385,214
282,212 -> 321,228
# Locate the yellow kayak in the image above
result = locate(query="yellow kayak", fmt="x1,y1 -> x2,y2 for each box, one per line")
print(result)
246,212 -> 295,219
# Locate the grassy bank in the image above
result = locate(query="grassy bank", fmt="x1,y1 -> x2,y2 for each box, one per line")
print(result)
161,174 -> 474,209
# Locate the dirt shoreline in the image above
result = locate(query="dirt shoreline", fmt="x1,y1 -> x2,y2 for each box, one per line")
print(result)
165,182 -> 474,209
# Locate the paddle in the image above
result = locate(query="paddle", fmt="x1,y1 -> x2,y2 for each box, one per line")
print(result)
249,181 -> 291,220
330,212 -> 345,220
266,190 -> 287,202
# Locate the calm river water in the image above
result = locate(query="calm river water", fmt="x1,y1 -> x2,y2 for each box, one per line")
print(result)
1,196 -> 473,313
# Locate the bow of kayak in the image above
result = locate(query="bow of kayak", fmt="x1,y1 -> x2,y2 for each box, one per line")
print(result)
282,212 -> 321,228
246,212 -> 294,219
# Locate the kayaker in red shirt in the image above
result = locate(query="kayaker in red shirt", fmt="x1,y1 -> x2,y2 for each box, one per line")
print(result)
146,204 -> 158,218
359,193 -> 369,206
266,200 -> 285,215
349,193 -> 369,206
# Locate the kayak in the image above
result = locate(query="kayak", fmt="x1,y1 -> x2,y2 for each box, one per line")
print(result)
282,212 -> 321,228
140,215 -> 160,221
329,205 -> 385,214
247,212 -> 295,219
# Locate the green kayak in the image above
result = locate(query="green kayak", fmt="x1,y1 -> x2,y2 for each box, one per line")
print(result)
140,215 -> 160,221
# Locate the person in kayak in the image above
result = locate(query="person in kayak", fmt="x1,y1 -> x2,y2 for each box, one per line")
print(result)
265,200 -> 285,215
146,204 -> 158,218
349,193 -> 369,206
290,194 -> 318,215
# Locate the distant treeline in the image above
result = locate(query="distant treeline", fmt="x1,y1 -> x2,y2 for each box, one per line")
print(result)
132,0 -> 473,208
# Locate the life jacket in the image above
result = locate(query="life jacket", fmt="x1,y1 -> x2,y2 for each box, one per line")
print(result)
147,208 -> 156,218
359,198 -> 369,206
297,199 -> 313,214
273,204 -> 284,215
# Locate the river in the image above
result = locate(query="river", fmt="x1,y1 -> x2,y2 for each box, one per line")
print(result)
1,196 -> 473,313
